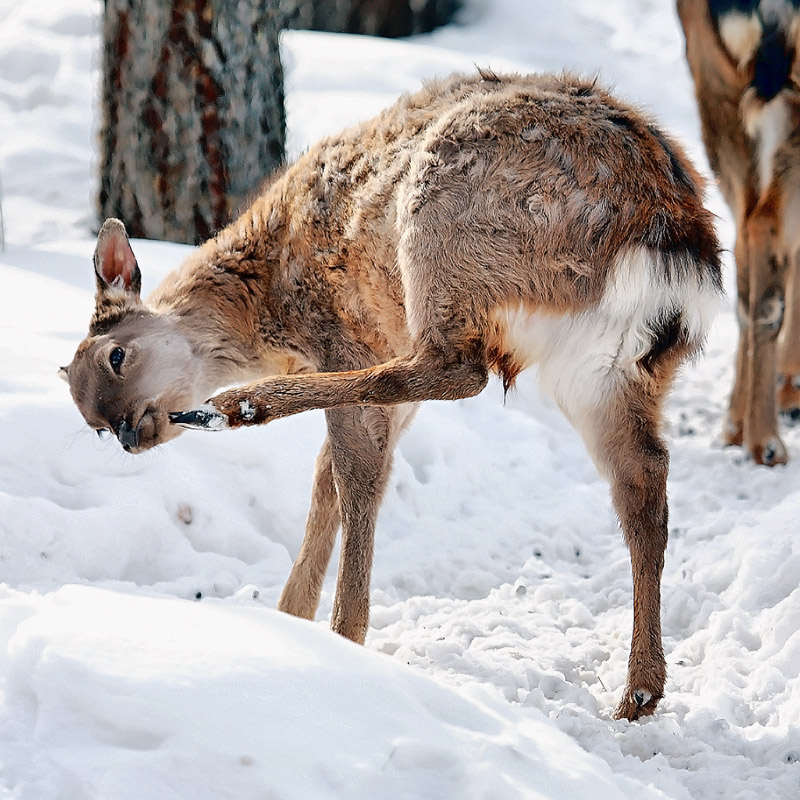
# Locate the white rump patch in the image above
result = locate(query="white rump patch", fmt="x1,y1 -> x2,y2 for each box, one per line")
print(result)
492,248 -> 722,428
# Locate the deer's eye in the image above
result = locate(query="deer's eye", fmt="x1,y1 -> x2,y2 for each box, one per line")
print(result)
109,347 -> 125,374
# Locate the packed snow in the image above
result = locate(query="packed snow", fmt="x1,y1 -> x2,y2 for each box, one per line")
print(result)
1,1 -> 800,798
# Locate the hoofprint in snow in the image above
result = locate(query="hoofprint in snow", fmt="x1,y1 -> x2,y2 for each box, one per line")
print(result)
0,2 -> 799,800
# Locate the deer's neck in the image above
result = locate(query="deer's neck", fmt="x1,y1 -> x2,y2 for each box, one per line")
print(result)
148,193 -> 320,390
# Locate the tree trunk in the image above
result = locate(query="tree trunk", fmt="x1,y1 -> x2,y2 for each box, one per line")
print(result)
99,1 -> 286,244
285,0 -> 460,38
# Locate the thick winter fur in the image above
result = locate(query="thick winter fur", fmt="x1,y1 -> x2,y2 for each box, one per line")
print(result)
65,71 -> 722,721
678,0 -> 800,465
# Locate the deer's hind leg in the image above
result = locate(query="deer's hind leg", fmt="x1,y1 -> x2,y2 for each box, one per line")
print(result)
723,223 -> 751,448
571,372 -> 674,721
724,202 -> 790,464
601,389 -> 670,721
778,251 -> 800,419
741,204 -> 790,465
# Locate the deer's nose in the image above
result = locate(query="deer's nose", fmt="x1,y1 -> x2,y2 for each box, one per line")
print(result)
115,419 -> 139,451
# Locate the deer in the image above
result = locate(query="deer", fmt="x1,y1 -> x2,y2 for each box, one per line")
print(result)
62,70 -> 723,721
677,0 -> 800,466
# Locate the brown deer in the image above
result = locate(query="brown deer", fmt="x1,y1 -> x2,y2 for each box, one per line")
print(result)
677,0 -> 800,466
63,71 -> 722,720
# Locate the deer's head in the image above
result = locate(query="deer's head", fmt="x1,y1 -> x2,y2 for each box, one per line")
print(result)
62,219 -> 204,452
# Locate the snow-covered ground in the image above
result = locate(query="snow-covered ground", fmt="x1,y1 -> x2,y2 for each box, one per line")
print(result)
1,1 -> 799,798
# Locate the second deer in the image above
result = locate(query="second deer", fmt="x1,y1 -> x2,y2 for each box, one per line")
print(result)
64,71 -> 722,720
678,0 -> 800,465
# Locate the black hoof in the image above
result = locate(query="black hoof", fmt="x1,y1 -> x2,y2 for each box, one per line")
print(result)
633,690 -> 652,707
782,407 -> 800,423
169,405 -> 228,431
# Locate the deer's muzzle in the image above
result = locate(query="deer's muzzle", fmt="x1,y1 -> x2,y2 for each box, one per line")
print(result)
115,419 -> 139,451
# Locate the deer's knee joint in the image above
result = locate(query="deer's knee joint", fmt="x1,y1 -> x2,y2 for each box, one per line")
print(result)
753,286 -> 785,334
367,370 -> 408,403
744,210 -> 778,242
441,360 -> 488,400
630,445 -> 669,490
411,349 -> 489,401
609,432 -> 668,502
456,361 -> 489,396
737,301 -> 749,329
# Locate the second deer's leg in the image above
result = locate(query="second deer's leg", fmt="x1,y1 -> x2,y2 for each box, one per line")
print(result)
743,209 -> 789,465
278,437 -> 341,620
724,225 -> 751,447
778,251 -> 800,418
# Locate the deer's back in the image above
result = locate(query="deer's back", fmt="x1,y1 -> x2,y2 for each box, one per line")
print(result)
286,70 -> 715,303
184,71 -> 719,375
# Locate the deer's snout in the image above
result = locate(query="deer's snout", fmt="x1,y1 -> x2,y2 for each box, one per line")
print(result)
115,419 -> 139,451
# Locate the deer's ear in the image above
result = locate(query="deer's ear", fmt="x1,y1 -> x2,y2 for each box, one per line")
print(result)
93,219 -> 141,299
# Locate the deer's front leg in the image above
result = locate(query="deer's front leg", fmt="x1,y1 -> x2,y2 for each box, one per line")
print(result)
171,351 -> 488,431
278,438 -> 341,621
325,406 -> 396,644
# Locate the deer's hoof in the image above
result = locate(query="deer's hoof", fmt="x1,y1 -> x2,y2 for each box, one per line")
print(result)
722,416 -> 744,447
633,689 -> 652,706
752,436 -> 788,467
169,403 -> 229,431
778,375 -> 800,422
614,688 -> 660,722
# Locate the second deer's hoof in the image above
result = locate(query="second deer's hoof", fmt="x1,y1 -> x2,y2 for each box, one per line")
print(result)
722,416 -> 744,447
778,375 -> 800,422
752,436 -> 788,467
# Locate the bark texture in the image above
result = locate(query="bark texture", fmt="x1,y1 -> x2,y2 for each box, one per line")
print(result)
99,0 -> 285,244
284,0 -> 459,38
